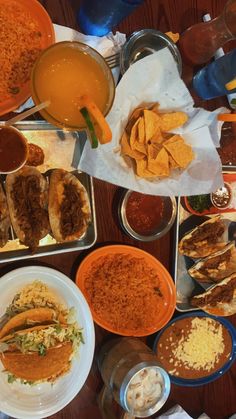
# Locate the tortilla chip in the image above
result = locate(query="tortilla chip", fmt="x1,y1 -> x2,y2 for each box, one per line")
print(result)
164,140 -> 194,168
144,110 -> 161,141
147,143 -> 162,160
138,117 -> 145,143
150,126 -> 163,143
164,134 -> 184,145
160,111 -> 188,131
134,141 -> 147,154
126,107 -> 144,134
130,117 -> 141,149
165,31 -> 180,43
0,342 -> 72,381
150,103 -> 160,115
0,308 -> 66,340
168,155 -> 180,169
147,147 -> 170,177
120,131 -> 144,160
136,159 -> 157,178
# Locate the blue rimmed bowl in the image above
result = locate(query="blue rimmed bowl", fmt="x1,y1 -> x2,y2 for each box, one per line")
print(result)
153,311 -> 236,387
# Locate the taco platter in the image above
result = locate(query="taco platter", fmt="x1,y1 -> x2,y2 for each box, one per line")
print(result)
175,175 -> 236,316
0,280 -> 83,384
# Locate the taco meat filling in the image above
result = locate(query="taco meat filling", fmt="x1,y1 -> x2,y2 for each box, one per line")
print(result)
191,276 -> 236,307
198,249 -> 231,277
11,175 -> 49,250
60,182 -> 85,239
182,221 -> 225,251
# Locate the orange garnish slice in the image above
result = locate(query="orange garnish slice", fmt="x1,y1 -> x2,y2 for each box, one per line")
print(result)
217,113 -> 236,122
77,95 -> 112,144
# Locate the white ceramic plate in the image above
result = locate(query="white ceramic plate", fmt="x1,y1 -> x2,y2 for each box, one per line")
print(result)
0,266 -> 95,419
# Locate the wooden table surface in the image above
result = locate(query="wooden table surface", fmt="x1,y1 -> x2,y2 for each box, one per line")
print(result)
1,1 -> 236,418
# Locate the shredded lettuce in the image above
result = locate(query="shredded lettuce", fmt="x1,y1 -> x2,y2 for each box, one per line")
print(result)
4,324 -> 84,355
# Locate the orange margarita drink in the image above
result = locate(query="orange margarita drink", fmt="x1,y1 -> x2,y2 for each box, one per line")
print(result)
31,41 -> 115,129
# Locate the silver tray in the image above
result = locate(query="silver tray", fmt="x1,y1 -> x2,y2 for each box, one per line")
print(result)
174,177 -> 236,312
0,121 -> 97,263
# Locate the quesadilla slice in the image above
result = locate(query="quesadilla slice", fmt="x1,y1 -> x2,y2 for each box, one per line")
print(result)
179,215 -> 226,258
188,242 -> 236,284
190,273 -> 236,316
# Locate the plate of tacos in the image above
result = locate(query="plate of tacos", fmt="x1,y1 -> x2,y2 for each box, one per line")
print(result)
0,266 -> 95,419
175,201 -> 236,316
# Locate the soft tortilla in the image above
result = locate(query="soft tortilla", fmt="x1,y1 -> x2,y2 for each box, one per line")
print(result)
49,169 -> 91,242
178,215 -> 226,258
0,342 -> 73,381
5,166 -> 49,245
191,273 -> 236,316
0,308 -> 66,340
188,242 -> 236,283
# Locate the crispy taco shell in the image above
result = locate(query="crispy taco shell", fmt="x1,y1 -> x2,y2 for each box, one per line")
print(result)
179,215 -> 226,258
0,324 -> 59,343
5,166 -> 50,250
0,342 -> 73,381
188,242 -> 236,284
48,169 -> 91,242
191,273 -> 236,316
0,308 -> 66,340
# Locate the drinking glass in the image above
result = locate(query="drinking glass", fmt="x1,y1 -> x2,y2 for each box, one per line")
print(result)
78,0 -> 145,36
31,41 -> 115,130
179,0 -> 236,65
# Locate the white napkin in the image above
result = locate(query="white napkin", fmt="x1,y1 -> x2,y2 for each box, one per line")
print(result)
155,404 -> 211,419
78,48 -> 225,196
15,24 -> 126,112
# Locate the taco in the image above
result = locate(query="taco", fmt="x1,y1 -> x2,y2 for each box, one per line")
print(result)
178,215 -> 226,258
188,242 -> 236,283
0,323 -> 83,382
5,166 -> 50,251
190,273 -> 236,316
0,307 -> 66,340
48,169 -> 91,242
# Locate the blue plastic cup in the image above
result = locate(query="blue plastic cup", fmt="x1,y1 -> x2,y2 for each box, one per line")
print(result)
78,0 -> 145,36
193,48 -> 236,100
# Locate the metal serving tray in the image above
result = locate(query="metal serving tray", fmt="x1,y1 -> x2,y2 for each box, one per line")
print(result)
0,121 -> 97,263
174,173 -> 236,312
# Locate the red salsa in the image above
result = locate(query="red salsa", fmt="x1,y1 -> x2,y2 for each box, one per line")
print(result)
0,126 -> 28,173
126,192 -> 164,236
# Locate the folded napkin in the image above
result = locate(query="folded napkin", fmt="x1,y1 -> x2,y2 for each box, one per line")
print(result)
15,24 -> 126,112
78,48 -> 227,196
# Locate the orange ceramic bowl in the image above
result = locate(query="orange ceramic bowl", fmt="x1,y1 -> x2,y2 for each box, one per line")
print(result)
76,245 -> 176,336
0,0 -> 55,116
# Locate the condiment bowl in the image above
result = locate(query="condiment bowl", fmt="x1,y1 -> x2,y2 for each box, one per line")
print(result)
120,29 -> 182,75
0,126 -> 28,174
210,182 -> 233,210
119,190 -> 177,242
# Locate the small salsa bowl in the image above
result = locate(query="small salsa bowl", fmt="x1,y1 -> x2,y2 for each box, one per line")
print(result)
119,190 -> 177,242
210,182 -> 233,210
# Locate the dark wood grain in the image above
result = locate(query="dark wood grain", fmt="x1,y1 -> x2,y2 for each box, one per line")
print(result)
1,1 -> 236,418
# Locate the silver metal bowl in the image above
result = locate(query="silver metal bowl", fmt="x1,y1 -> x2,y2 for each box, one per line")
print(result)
119,190 -> 177,242
120,29 -> 182,75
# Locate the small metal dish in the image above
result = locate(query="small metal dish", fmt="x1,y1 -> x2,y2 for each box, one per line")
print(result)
210,182 -> 233,210
119,190 -> 177,242
120,29 -> 182,75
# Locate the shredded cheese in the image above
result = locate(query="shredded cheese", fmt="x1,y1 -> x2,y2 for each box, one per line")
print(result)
172,318 -> 225,371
